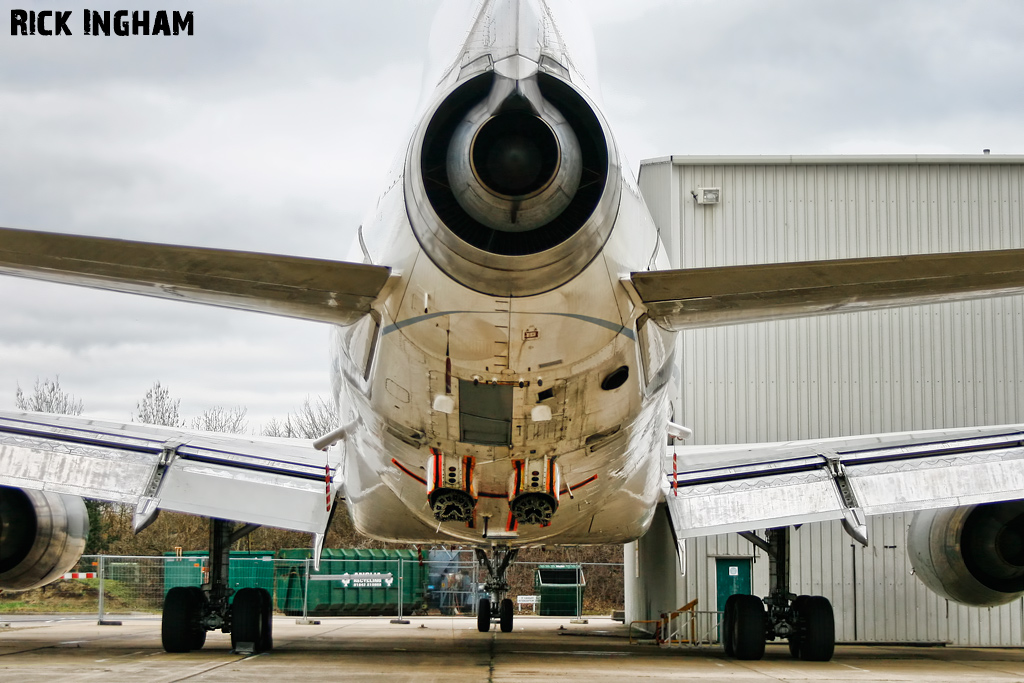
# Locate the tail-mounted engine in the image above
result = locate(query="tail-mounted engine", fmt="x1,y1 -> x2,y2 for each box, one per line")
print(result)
406,69 -> 621,297
426,449 -> 477,523
0,486 -> 88,591
508,456 -> 561,525
908,501 -> 1024,607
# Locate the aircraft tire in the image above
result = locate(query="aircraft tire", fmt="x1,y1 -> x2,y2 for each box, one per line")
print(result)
731,594 -> 766,661
721,595 -> 738,657
788,595 -> 810,659
258,587 -> 274,652
231,587 -> 264,652
162,586 -> 204,653
500,598 -> 514,632
798,596 -> 835,661
185,586 -> 208,650
477,597 -> 491,633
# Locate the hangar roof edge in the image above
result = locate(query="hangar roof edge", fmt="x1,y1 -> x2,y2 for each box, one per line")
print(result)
642,154 -> 1024,166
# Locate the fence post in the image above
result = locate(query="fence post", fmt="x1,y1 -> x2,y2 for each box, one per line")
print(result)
302,557 -> 310,622
570,564 -> 587,625
95,555 -> 122,626
391,558 -> 409,624
295,556 -> 320,625
96,555 -> 105,622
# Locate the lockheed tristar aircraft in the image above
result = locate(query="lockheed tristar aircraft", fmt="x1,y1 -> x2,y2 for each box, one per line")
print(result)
2,0 -> 1024,662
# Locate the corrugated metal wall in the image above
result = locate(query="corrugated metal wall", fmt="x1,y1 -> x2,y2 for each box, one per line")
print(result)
640,156 -> 1024,645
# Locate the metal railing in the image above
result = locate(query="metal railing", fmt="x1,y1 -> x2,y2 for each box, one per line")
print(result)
1,554 -> 624,625
628,600 -> 724,649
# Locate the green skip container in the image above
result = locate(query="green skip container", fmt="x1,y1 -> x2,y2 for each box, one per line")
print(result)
535,564 -> 586,616
274,548 -> 427,616
162,551 -> 276,597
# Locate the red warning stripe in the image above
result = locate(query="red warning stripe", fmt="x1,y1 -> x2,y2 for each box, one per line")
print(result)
61,572 -> 97,579
506,510 -> 519,532
430,448 -> 443,492
560,474 -> 598,496
463,455 -> 475,495
391,458 -> 427,485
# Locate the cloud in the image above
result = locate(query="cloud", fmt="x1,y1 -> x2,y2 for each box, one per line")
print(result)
2,0 -> 1022,433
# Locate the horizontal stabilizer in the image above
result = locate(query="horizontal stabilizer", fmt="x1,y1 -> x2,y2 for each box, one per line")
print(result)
664,425 -> 1024,538
632,249 -> 1024,330
0,226 -> 391,325
0,410 -> 341,534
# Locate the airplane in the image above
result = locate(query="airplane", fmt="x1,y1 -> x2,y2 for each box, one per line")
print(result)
2,0 -> 1024,662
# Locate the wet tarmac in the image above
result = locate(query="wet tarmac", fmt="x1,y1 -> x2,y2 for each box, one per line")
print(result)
2,614 -> 1024,682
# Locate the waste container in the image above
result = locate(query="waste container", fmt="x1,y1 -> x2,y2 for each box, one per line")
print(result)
274,548 -> 427,616
162,551 -> 275,597
534,564 -> 586,616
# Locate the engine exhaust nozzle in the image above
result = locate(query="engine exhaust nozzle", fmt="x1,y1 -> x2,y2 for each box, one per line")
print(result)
447,76 -> 581,233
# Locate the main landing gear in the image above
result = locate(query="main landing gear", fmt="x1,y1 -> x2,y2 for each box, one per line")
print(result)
723,528 -> 836,661
475,546 -> 518,633
161,519 -> 273,654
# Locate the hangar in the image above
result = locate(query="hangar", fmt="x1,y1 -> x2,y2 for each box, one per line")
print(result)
628,154 -> 1024,645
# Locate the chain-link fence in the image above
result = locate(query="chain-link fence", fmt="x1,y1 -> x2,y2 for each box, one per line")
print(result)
1,552 -> 624,623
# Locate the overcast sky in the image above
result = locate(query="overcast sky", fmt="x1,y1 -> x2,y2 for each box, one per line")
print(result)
2,0 -> 1023,430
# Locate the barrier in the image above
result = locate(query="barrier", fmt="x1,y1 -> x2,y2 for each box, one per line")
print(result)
2,553 -> 624,625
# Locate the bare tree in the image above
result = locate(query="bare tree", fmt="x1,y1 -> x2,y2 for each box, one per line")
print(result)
12,377 -> 116,554
262,395 -> 336,439
133,381 -> 181,427
189,405 -> 247,434
15,376 -> 84,415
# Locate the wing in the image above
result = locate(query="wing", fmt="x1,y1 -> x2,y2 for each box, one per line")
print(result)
0,226 -> 391,325
631,249 -> 1024,330
0,410 -> 341,535
664,424 -> 1024,540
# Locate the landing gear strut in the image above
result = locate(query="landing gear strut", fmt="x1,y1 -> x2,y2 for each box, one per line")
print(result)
161,518 -> 273,653
475,546 -> 518,633
722,528 -> 835,661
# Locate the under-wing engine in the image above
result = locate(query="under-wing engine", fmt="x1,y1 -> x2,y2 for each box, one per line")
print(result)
0,486 -> 88,591
908,501 -> 1024,607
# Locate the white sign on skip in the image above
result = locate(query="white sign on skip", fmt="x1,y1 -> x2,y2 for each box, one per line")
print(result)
313,572 -> 395,588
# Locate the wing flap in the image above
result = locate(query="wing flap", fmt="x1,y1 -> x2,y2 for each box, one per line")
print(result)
664,426 -> 1024,539
0,411 -> 339,534
0,226 -> 391,325
632,249 -> 1024,330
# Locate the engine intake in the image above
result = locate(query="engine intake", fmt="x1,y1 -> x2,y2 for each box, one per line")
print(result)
908,501 -> 1024,607
0,486 -> 88,591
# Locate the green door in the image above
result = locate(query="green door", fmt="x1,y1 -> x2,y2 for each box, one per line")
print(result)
715,558 -> 752,612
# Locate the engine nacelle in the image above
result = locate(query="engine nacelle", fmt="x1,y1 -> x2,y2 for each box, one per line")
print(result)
407,68 -> 620,297
907,501 -> 1024,607
0,486 -> 88,591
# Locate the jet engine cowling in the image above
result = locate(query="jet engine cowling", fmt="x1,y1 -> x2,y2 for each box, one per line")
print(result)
907,501 -> 1024,607
0,486 -> 89,591
406,69 -> 621,297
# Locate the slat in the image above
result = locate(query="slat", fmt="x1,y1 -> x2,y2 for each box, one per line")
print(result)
664,425 -> 1024,538
0,411 -> 337,534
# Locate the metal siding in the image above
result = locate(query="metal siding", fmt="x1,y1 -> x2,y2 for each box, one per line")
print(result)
644,158 -> 1024,646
